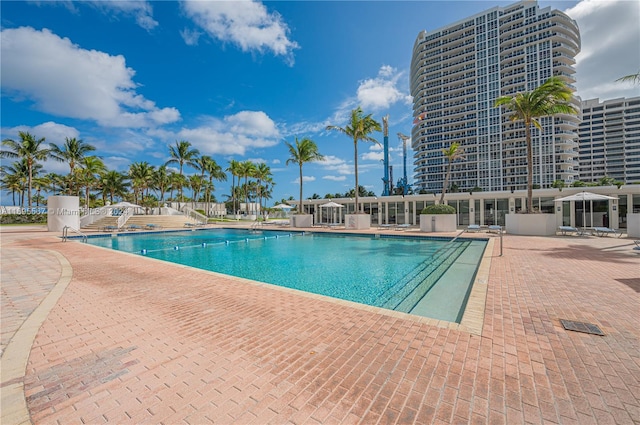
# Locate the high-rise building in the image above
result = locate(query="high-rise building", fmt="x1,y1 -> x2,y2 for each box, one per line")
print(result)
578,97 -> 640,184
410,1 -> 581,194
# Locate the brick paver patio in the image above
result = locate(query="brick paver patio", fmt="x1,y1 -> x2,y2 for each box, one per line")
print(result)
1,225 -> 638,424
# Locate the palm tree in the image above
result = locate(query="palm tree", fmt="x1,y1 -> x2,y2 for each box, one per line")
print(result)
32,174 -> 50,207
152,165 -> 171,206
237,160 -> 257,214
49,137 -> 96,193
197,156 -> 226,209
1,160 -> 29,206
253,162 -> 273,214
129,161 -> 155,205
170,173 -> 188,204
495,76 -> 577,213
227,160 -> 242,214
1,132 -> 50,208
77,156 -> 106,208
189,174 -> 204,206
285,137 -> 324,215
101,170 -> 129,204
45,172 -> 64,197
440,142 -> 465,204
326,107 -> 381,214
165,140 -> 200,206
616,70 -> 640,85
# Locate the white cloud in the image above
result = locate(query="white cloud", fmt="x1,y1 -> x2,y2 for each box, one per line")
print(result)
86,1 -> 158,30
31,1 -> 158,30
2,121 -> 80,145
565,0 -> 640,100
148,110 -> 281,157
318,155 -> 352,175
272,159 -> 281,164
293,176 -> 316,184
1,27 -> 180,129
284,66 -> 412,138
323,175 -> 346,182
102,156 -> 133,172
356,65 -> 412,111
181,0 -> 299,65
180,28 -> 202,46
362,151 -> 384,161
225,111 -> 279,138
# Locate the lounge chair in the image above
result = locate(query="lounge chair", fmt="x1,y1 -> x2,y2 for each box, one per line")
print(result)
145,223 -> 162,230
395,224 -> 411,231
466,224 -> 481,232
558,225 -> 578,236
488,225 -> 502,233
593,227 -> 622,238
126,224 -> 141,231
378,224 -> 395,230
102,225 -> 118,232
633,240 -> 640,251
184,222 -> 197,228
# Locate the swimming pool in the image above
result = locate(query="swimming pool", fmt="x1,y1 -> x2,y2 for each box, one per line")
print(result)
85,228 -> 487,323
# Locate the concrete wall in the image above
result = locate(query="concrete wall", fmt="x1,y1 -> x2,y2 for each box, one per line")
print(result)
47,196 -> 80,231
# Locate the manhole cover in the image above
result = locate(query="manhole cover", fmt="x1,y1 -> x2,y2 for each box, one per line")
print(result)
560,319 -> 605,336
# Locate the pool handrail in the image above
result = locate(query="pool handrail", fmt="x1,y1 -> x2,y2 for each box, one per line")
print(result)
182,206 -> 208,225
62,225 -> 88,243
430,229 -> 467,258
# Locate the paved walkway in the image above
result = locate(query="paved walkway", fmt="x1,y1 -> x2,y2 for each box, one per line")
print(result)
1,226 -> 639,424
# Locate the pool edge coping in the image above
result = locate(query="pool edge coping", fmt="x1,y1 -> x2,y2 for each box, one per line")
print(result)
79,230 -> 492,336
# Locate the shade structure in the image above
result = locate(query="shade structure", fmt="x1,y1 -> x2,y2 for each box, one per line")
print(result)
554,191 -> 617,203
554,191 -> 617,229
319,201 -> 344,208
320,201 -> 344,224
272,203 -> 293,209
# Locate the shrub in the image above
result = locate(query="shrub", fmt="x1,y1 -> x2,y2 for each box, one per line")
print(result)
421,204 -> 456,215
0,213 -> 47,224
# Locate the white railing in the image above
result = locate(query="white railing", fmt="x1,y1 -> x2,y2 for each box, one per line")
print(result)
79,206 -> 110,228
116,208 -> 134,229
181,206 -> 207,225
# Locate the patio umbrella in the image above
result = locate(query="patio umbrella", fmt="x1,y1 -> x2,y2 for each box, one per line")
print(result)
320,201 -> 344,224
554,191 -> 617,229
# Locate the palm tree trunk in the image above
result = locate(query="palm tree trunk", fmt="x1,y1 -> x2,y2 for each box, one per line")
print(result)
231,176 -> 236,214
440,163 -> 451,204
244,177 -> 249,213
353,139 -> 359,213
27,160 -> 33,208
299,164 -> 304,215
525,121 -> 533,213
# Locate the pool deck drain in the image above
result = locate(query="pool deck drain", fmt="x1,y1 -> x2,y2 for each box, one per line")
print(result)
2,225 -> 639,424
559,319 -> 606,336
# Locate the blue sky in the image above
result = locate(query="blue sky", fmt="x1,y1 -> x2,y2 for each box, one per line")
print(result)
1,0 -> 639,206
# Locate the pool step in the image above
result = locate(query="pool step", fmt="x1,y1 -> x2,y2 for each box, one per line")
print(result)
379,241 -> 470,313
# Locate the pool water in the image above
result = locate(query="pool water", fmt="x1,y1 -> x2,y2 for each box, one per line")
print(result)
85,229 -> 487,323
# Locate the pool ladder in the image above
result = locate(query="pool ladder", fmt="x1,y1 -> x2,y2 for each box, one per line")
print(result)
62,226 -> 88,243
